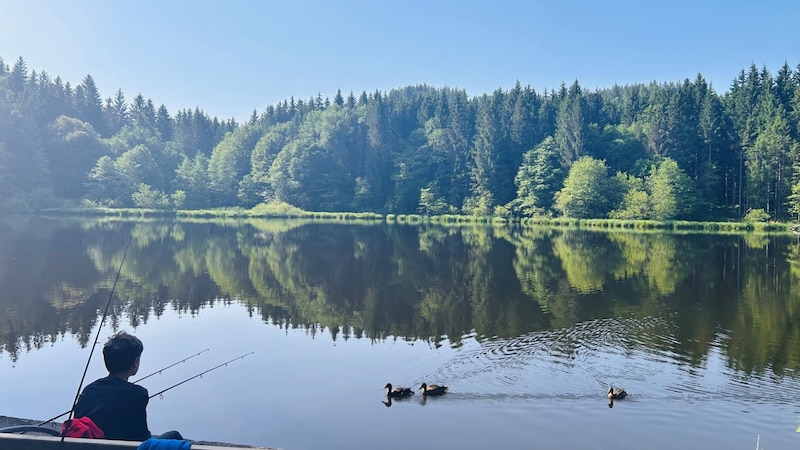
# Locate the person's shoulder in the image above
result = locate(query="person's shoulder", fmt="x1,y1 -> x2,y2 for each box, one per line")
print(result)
84,376 -> 113,389
102,377 -> 147,393
119,378 -> 148,397
132,383 -> 148,395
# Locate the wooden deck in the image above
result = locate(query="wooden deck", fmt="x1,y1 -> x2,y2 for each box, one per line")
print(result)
0,416 -> 276,449
0,433 -> 276,450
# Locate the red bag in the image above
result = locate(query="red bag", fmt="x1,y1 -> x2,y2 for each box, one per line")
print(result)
61,416 -> 105,439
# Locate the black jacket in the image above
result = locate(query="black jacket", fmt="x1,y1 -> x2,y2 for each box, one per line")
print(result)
74,376 -> 151,441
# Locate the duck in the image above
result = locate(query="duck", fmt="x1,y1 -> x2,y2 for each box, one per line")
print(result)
419,382 -> 449,396
384,383 -> 414,398
607,387 -> 627,400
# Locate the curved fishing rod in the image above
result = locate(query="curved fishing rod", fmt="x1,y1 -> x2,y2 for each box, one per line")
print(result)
62,234 -> 133,436
40,348 -> 209,426
149,352 -> 254,399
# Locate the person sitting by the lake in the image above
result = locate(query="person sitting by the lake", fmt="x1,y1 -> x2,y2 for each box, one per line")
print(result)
72,331 -> 184,441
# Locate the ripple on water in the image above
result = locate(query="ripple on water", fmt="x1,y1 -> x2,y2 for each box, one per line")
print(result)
418,317 -> 800,411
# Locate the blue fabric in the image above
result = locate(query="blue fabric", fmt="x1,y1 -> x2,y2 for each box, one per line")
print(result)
137,437 -> 191,450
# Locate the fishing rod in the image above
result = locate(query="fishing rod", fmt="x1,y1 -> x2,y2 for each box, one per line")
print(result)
132,348 -> 210,384
39,348 -> 209,426
149,352 -> 254,399
61,234 -> 133,439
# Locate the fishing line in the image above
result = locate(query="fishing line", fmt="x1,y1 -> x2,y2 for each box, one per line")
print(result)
61,233 -> 133,437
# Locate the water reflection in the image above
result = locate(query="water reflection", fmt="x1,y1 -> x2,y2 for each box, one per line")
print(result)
1,216 -> 799,382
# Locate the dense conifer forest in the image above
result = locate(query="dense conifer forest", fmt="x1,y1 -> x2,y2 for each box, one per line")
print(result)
1,55 -> 798,221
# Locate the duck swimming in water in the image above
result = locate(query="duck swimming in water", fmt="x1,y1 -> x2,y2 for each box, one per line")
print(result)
607,387 -> 627,400
419,383 -> 448,396
384,383 -> 414,398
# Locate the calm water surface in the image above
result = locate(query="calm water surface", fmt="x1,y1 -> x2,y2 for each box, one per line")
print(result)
0,216 -> 799,450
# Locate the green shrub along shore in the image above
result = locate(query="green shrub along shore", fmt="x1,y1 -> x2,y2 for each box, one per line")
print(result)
31,203 -> 799,234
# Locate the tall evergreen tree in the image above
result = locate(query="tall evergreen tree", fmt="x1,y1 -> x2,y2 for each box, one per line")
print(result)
104,89 -> 129,135
76,75 -> 106,136
8,57 -> 28,94
155,104 -> 172,140
334,89 -> 345,107
555,81 -> 586,165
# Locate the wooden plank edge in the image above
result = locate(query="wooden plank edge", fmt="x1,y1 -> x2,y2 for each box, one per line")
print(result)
0,432 -> 278,450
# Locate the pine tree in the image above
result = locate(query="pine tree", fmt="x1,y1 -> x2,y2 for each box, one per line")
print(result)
155,104 -> 172,140
334,89 -> 345,107
104,89 -> 128,135
77,75 -> 106,135
9,57 -> 28,94
555,81 -> 586,165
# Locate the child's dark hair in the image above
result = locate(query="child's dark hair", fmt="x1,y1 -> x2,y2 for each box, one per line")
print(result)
103,331 -> 143,373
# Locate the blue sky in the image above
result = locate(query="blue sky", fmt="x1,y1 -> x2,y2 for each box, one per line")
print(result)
1,0 -> 797,121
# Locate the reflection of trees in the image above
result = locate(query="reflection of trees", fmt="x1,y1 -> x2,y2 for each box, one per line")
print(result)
725,236 -> 800,375
552,231 -> 624,293
511,227 -> 572,327
606,232 -> 694,296
0,218 -> 108,361
2,217 -> 800,376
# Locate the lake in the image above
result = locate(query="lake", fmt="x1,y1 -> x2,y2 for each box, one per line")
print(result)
0,216 -> 799,450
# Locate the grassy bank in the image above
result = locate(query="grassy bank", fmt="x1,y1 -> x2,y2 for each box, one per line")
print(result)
35,203 -> 798,233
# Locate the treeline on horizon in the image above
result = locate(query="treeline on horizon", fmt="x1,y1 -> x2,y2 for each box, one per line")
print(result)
1,55 -> 799,221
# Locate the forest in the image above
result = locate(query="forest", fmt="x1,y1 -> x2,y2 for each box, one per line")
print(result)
1,55 -> 799,221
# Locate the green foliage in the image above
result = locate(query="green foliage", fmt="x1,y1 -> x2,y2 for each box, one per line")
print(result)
788,182 -> 800,221
45,115 -> 107,199
588,124 -> 648,174
269,141 -> 353,211
646,158 -> 699,220
554,156 -> 621,218
0,56 -> 798,224
743,208 -> 770,222
208,123 -> 264,206
514,136 -> 563,216
131,183 -> 171,209
174,153 -> 210,209
113,144 -> 161,205
608,187 -> 653,220
248,122 -> 294,200
248,200 -> 307,217
171,190 -> 186,209
555,81 -> 586,165
462,188 -> 494,216
418,186 -> 449,215
86,155 -> 125,206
